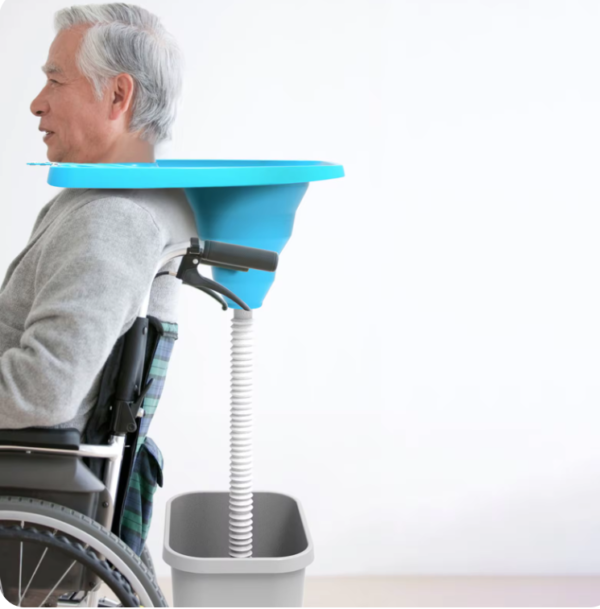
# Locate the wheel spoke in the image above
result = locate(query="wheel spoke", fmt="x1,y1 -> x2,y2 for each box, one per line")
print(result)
20,529 -> 57,605
18,521 -> 23,607
37,559 -> 77,608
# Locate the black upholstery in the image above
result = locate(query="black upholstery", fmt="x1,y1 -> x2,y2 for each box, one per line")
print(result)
0,427 -> 81,450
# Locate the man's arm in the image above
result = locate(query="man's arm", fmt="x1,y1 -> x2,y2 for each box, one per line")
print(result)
0,197 -> 165,429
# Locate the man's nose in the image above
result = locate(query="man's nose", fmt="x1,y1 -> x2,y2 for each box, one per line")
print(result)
30,89 -> 49,117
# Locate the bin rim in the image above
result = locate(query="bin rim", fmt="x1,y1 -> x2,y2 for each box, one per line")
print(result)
162,490 -> 315,575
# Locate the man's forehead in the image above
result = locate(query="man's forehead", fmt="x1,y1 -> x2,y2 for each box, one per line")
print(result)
42,27 -> 87,77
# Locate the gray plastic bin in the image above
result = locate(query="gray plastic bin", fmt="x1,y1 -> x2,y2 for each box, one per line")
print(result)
163,491 -> 314,607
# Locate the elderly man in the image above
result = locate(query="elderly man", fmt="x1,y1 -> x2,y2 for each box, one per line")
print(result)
0,3 -> 197,432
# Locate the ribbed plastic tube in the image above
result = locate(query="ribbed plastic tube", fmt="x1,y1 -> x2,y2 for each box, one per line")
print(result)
229,309 -> 254,558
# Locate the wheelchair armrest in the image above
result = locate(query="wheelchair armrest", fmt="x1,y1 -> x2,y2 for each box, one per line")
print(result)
0,427 -> 81,450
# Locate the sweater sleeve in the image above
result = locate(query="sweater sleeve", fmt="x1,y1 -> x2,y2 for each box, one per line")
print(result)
0,197 -> 165,429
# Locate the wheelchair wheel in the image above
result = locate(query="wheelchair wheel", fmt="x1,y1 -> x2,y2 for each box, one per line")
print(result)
0,496 -> 167,607
140,546 -> 155,580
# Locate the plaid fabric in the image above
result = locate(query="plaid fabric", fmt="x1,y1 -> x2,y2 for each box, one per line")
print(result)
120,321 -> 178,555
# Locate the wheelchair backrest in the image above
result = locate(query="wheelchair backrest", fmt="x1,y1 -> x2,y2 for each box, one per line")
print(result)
82,315 -> 179,554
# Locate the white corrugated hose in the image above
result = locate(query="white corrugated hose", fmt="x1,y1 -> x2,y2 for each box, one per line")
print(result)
228,309 -> 254,558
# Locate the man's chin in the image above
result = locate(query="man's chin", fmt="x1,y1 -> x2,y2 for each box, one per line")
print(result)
46,149 -> 62,163
48,149 -> 91,164
46,142 -> 70,164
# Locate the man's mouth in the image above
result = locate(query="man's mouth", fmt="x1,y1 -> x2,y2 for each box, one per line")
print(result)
43,131 -> 55,142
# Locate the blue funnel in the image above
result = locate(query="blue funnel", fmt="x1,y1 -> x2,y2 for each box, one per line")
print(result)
185,183 -> 307,309
33,159 -> 345,309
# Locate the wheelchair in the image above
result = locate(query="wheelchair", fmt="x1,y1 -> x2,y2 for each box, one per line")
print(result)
0,237 -> 269,607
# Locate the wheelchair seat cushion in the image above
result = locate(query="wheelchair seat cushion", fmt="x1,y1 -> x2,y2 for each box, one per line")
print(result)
0,427 -> 81,450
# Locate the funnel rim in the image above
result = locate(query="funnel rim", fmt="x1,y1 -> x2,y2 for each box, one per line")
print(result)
28,159 -> 345,189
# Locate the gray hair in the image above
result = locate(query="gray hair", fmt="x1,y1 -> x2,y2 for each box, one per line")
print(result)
54,3 -> 183,144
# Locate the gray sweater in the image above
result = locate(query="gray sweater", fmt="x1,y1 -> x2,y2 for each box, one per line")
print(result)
0,188 -> 198,432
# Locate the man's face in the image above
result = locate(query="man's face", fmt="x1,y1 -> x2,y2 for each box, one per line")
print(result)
30,27 -> 121,163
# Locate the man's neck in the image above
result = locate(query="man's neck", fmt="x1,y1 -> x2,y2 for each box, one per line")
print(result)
97,137 -> 155,164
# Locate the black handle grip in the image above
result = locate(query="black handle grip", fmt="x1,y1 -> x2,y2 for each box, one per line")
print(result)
201,241 -> 279,272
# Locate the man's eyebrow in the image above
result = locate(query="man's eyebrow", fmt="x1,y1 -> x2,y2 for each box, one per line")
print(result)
41,63 -> 63,75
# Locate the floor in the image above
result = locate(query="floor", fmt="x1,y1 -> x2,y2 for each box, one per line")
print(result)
155,575 -> 600,607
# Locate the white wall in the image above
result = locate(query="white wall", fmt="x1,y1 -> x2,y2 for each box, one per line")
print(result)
1,0 -> 600,578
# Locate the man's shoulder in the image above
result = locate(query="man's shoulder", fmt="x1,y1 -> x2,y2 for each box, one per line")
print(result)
39,189 -> 163,244
56,188 -> 198,244
113,188 -> 199,242
82,188 -> 189,218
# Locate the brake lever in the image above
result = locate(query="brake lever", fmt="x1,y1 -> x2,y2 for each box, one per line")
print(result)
180,268 -> 251,311
192,285 -> 228,311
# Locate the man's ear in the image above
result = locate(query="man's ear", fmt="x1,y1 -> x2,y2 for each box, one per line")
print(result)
108,73 -> 135,120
